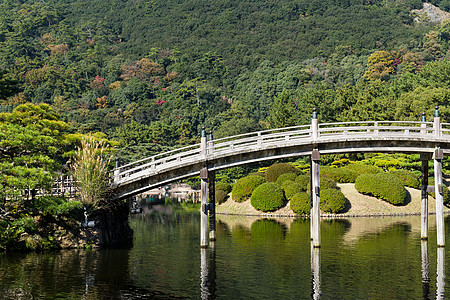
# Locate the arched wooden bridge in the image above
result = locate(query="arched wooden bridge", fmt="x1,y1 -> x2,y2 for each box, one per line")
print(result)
111,109 -> 450,248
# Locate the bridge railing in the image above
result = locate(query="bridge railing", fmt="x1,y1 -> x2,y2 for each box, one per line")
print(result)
441,123 -> 450,136
209,124 -> 312,156
113,143 -> 202,182
319,121 -> 435,138
113,120 -> 444,184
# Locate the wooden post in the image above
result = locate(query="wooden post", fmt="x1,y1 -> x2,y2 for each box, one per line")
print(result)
434,147 -> 445,247
434,106 -> 441,138
200,167 -> 209,248
420,154 -> 430,240
114,158 -> 120,182
208,170 -> 216,241
311,108 -> 318,140
201,127 -> 207,158
311,149 -> 320,248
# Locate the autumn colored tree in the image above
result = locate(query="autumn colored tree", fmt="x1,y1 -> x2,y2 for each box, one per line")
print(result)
363,51 -> 396,81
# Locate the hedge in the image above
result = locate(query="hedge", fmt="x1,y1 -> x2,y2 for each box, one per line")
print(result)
282,180 -> 303,200
355,172 -> 406,205
265,163 -> 299,182
232,175 -> 266,203
321,163 -> 381,183
295,174 -> 310,192
215,189 -> 228,204
290,192 -> 310,215
388,169 -> 420,189
321,166 -> 357,183
215,182 -> 232,194
320,189 -> 347,213
276,172 -> 298,186
250,183 -> 286,212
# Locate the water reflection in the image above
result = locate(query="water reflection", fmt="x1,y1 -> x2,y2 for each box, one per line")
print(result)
437,247 -> 445,299
200,244 -> 216,300
421,240 -> 430,299
311,244 -> 321,300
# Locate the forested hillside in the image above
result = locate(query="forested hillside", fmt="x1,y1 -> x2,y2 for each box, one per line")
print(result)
1,0 -> 450,163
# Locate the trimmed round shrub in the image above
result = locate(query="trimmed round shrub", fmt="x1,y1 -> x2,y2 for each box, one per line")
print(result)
276,172 -> 298,185
355,172 -> 406,205
215,182 -> 232,194
290,192 -> 310,215
307,176 -> 337,194
320,189 -> 347,213
295,174 -> 310,192
215,189 -> 228,204
346,163 -> 381,177
388,170 -> 420,189
250,182 -> 286,212
265,163 -> 299,182
232,175 -> 266,203
282,180 -> 303,200
321,166 -> 357,183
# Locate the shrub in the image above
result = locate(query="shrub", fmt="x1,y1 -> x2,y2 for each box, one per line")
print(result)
232,175 -> 266,202
295,174 -> 310,192
307,176 -> 337,193
265,163 -> 299,182
321,166 -> 357,183
320,189 -> 347,213
276,173 -> 298,185
250,183 -> 286,212
282,180 -> 303,200
345,162 -> 382,176
215,182 -> 232,194
355,172 -> 406,205
290,192 -> 310,215
388,170 -> 420,189
215,189 -> 228,204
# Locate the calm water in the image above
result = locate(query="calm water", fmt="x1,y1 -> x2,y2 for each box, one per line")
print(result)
1,202 -> 450,299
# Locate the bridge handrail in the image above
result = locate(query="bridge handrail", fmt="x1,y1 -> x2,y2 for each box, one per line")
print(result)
210,124 -> 311,145
116,143 -> 201,172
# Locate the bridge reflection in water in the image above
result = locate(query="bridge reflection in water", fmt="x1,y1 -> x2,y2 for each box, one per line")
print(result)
198,239 -> 446,299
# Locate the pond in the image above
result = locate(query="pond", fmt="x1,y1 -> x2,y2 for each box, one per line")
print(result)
0,200 -> 449,299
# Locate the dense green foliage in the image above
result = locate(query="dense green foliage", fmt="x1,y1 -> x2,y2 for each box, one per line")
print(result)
250,183 -> 286,212
215,181 -> 232,204
295,174 -> 310,192
232,175 -> 266,203
215,189 -> 228,204
290,192 -> 311,215
428,177 -> 450,206
388,169 -> 420,189
0,196 -> 82,251
355,173 -> 407,205
320,189 -> 347,213
282,180 -> 303,201
215,182 -> 232,194
265,163 -> 299,182
276,173 -> 298,186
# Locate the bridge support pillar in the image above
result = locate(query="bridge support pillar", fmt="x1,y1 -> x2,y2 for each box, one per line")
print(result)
200,167 -> 209,248
208,170 -> 216,241
421,154 -> 430,240
434,148 -> 445,247
311,149 -> 321,248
